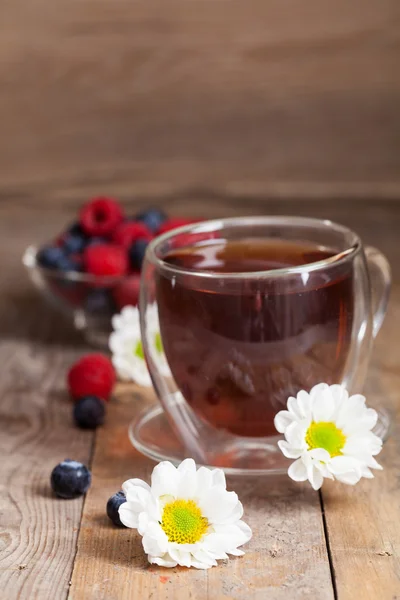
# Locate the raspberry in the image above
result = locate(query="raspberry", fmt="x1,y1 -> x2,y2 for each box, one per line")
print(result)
68,353 -> 115,401
113,275 -> 141,309
80,197 -> 124,236
111,221 -> 152,248
157,218 -> 198,235
83,244 -> 128,276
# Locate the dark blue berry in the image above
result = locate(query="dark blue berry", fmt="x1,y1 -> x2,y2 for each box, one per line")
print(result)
63,233 -> 87,255
84,288 -> 115,314
73,396 -> 106,429
57,255 -> 83,273
106,491 -> 127,527
68,222 -> 87,237
135,208 -> 167,233
37,245 -> 66,269
129,238 -> 149,270
50,459 -> 91,499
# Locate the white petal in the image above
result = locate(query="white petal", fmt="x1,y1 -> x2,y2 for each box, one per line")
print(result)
277,440 -> 302,459
151,461 -> 179,498
274,410 -> 296,433
137,512 -> 150,536
288,458 -> 308,482
122,485 -> 151,511
192,549 -> 218,567
287,397 -> 303,419
203,521 -> 251,555
168,547 -> 192,568
148,553 -> 177,568
216,500 -> 244,525
195,467 -> 213,493
227,548 -> 245,556
189,560 -> 212,570
310,383 -> 329,398
306,463 -> 324,490
211,468 -> 226,490
142,522 -> 169,555
308,448 -> 331,462
312,388 -> 335,422
296,390 -> 312,419
360,465 -> 374,479
199,488 -> 239,524
122,478 -> 151,496
328,456 -> 361,475
334,471 -> 362,485
285,421 -> 308,448
176,462 -> 198,500
118,502 -> 140,528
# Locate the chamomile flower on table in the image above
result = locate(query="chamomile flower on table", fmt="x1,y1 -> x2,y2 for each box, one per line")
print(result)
109,304 -> 171,387
119,458 -> 252,569
274,383 -> 383,490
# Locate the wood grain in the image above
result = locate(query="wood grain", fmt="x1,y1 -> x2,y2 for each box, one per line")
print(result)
321,287 -> 400,600
0,210 -> 93,600
0,0 -> 399,200
68,385 -> 334,600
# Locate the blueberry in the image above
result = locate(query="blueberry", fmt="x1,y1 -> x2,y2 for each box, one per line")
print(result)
84,288 -> 115,314
135,208 -> 167,233
37,245 -> 66,269
73,396 -> 106,429
57,255 -> 83,273
50,459 -> 91,499
68,222 -> 87,237
106,491 -> 127,527
63,233 -> 87,254
129,238 -> 149,270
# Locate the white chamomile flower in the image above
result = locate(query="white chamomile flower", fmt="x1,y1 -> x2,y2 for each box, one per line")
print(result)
109,304 -> 171,387
119,458 -> 252,569
274,383 -> 383,490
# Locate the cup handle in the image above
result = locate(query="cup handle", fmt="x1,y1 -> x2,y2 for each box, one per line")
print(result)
365,246 -> 391,338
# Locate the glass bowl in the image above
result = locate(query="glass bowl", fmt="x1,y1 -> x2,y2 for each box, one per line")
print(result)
23,245 -> 138,347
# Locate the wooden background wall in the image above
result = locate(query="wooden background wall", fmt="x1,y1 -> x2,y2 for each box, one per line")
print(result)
0,0 -> 399,206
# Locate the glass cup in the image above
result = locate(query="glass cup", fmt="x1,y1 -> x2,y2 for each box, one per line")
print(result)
137,216 -> 391,472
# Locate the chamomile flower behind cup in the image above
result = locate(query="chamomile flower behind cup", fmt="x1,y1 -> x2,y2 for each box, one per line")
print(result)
109,304 -> 171,386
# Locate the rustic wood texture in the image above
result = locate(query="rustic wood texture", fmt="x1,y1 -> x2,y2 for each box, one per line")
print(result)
322,289 -> 400,600
0,0 -> 399,202
68,385 -> 334,600
0,210 -> 93,599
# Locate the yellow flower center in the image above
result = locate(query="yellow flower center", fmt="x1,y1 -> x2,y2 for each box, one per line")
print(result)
161,499 -> 208,544
134,340 -> 144,360
305,422 -> 346,457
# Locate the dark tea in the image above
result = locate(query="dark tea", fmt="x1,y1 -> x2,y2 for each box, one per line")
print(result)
157,238 -> 354,438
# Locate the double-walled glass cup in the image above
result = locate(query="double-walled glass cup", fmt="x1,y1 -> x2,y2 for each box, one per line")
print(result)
135,216 -> 391,473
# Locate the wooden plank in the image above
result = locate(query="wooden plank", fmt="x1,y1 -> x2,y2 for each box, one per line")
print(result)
69,385 -> 334,600
0,210 -> 94,600
321,287 -> 400,600
0,0 -> 399,197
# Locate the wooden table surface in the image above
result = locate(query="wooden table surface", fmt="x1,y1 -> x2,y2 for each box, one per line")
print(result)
0,198 -> 399,600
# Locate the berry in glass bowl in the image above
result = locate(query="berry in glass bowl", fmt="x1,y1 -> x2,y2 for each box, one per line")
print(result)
22,198 -> 196,347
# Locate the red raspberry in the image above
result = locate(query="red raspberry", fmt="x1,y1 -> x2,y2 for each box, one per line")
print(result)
68,353 -> 115,401
111,221 -> 152,248
113,275 -> 141,309
83,244 -> 128,276
80,197 -> 124,236
157,218 -> 198,235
